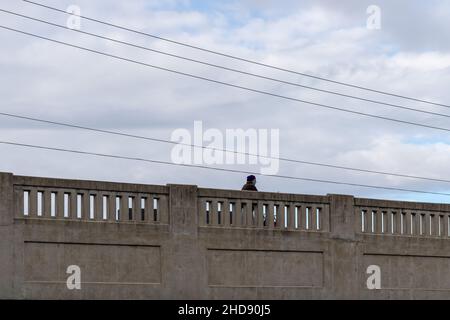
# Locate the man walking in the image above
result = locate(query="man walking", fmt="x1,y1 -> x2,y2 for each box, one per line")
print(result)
241,175 -> 258,191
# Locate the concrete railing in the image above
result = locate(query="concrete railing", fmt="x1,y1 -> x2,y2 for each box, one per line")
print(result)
198,188 -> 330,231
13,175 -> 169,224
2,172 -> 450,299
355,198 -> 450,237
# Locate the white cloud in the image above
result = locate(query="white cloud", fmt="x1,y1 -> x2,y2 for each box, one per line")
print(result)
389,52 -> 450,71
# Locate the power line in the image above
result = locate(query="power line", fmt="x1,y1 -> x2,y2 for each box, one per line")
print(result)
3,18 -> 450,185
3,24 -> 450,135
1,139 -> 450,197
3,9 -> 450,120
22,0 -> 450,109
2,110 -> 450,185
2,12 -> 449,186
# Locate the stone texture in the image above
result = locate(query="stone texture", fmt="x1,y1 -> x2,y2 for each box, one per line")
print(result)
1,172 -> 450,299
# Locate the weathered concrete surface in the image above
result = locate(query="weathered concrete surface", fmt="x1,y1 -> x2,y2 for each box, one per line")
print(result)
0,173 -> 14,299
160,184 -> 207,299
2,172 -> 450,299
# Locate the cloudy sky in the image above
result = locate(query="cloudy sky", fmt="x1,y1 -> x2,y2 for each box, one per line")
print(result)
1,0 -> 450,203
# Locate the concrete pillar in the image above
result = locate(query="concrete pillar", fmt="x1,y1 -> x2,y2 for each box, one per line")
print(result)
328,194 -> 356,240
327,194 -> 358,299
0,172 -> 13,226
168,184 -> 198,236
161,184 -> 206,299
0,172 -> 15,298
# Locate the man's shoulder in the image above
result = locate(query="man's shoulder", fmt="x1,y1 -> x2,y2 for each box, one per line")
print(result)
242,184 -> 258,191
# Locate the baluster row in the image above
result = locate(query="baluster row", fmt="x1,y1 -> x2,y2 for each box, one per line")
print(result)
16,187 -> 168,224
199,198 -> 329,231
358,207 -> 450,237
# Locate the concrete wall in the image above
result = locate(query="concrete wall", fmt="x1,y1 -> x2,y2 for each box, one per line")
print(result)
1,171 -> 450,299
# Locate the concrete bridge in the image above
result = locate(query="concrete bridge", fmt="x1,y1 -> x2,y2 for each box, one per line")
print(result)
0,171 -> 449,299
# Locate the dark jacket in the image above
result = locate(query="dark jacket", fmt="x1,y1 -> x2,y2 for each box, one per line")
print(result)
241,182 -> 258,191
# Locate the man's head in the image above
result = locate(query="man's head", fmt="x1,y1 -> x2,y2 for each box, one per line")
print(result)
247,175 -> 256,185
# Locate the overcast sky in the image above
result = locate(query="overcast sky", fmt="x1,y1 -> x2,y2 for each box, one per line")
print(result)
1,0 -> 450,203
